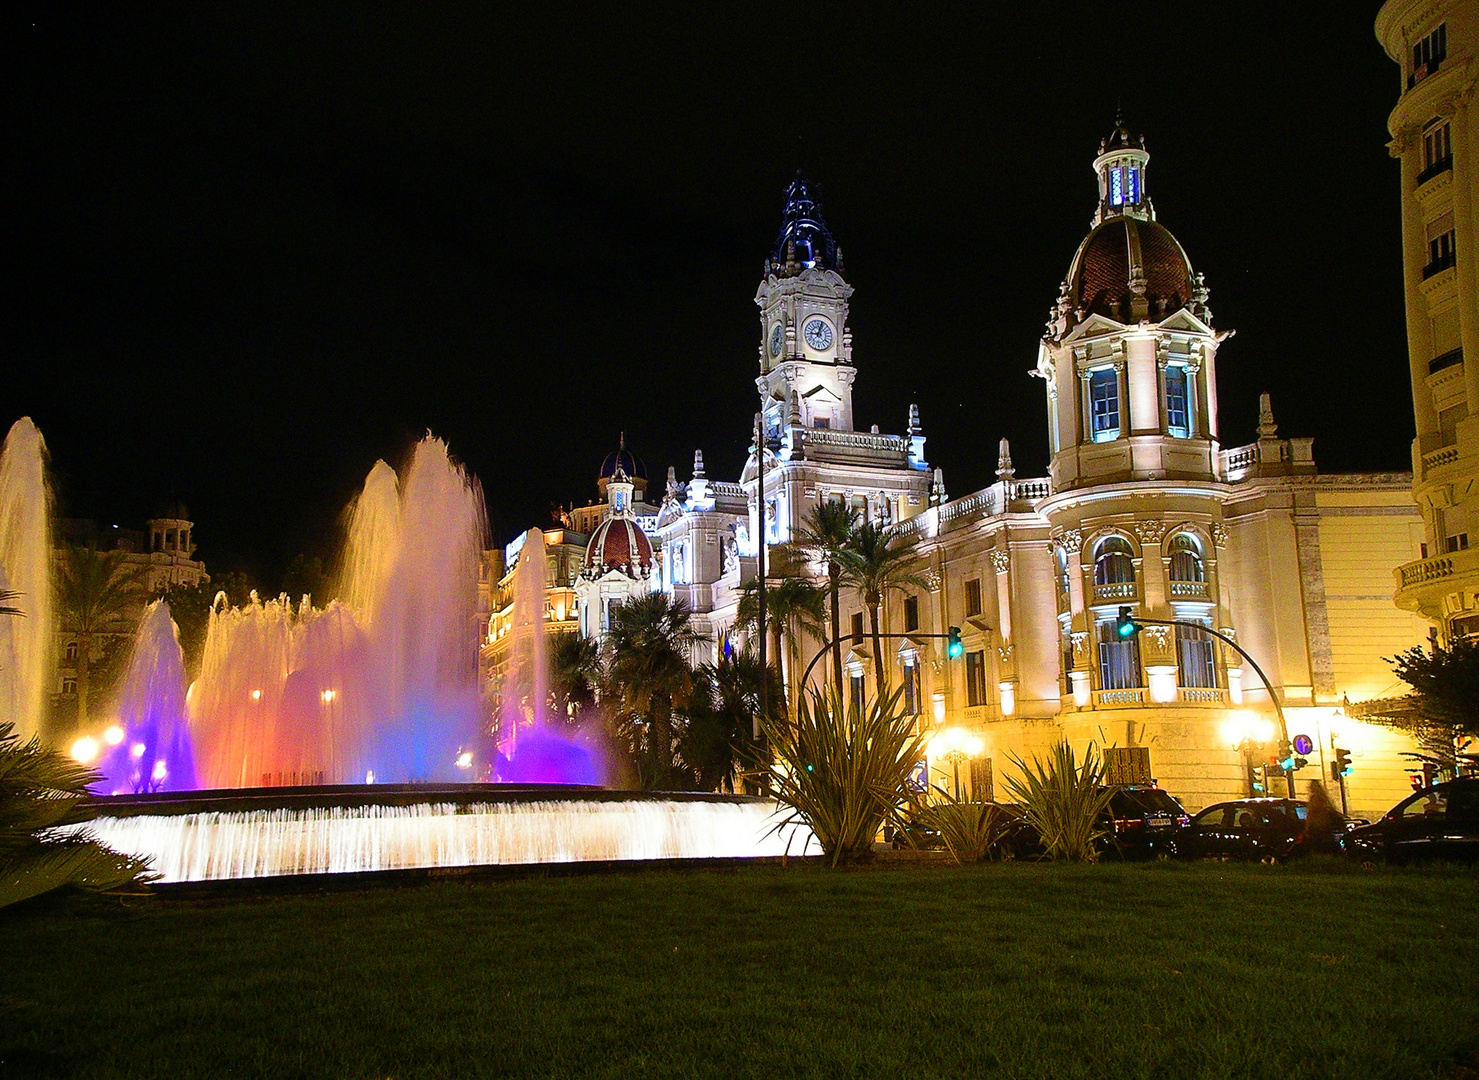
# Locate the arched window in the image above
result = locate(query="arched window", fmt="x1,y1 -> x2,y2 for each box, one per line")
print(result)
1167,533 -> 1205,583
1093,536 -> 1136,586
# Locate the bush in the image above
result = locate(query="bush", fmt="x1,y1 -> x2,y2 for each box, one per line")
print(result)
763,688 -> 924,867
910,792 -> 1017,864
0,721 -> 155,910
1002,742 -> 1116,862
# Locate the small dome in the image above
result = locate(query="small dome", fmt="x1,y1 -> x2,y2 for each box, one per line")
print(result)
598,448 -> 646,482
767,174 -> 841,276
1068,216 -> 1194,324
583,516 -> 654,580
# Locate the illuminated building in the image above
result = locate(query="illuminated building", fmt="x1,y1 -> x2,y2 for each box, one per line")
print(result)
1377,0 -> 1479,639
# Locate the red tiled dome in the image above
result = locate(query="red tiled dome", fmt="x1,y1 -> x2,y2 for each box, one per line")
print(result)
584,515 -> 653,579
1069,217 -> 1194,324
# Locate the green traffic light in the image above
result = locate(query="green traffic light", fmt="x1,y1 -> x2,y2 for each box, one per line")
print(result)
946,625 -> 963,658
1115,606 -> 1140,639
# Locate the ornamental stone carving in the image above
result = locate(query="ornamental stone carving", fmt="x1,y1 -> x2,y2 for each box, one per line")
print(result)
989,548 -> 1011,574
1060,528 -> 1083,554
1133,519 -> 1167,545
1211,522 -> 1229,549
1141,625 -> 1175,664
1070,632 -> 1090,667
921,568 -> 942,593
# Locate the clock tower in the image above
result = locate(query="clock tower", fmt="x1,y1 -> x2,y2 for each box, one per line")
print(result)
755,175 -> 857,433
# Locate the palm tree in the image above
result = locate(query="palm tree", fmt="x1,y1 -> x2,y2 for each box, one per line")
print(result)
0,590 -> 22,618
0,720 -> 155,910
548,631 -> 600,730
838,521 -> 928,693
603,593 -> 705,789
684,649 -> 784,793
735,576 -> 825,709
800,501 -> 859,693
55,547 -> 147,731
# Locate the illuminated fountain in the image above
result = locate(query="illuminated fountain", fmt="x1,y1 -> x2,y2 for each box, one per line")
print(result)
0,418 -> 53,742
51,427 -> 815,877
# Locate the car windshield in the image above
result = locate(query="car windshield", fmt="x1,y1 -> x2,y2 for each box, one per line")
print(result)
1295,804 -> 1308,820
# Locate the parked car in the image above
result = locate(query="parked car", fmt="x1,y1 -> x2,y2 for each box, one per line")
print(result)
1170,798 -> 1331,863
994,785 -> 1189,861
886,818 -> 943,850
1344,778 -> 1479,865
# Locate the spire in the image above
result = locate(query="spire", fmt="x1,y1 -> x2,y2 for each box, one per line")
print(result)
665,465 -> 679,501
1258,392 -> 1279,440
996,438 -> 1015,481
692,448 -> 705,479
768,173 -> 840,277
907,403 -> 921,437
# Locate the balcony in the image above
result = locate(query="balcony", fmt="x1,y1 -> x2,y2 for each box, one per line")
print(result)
1422,445 -> 1460,474
1093,581 -> 1137,602
1168,580 -> 1210,599
1418,156 -> 1453,186
1177,687 -> 1229,706
1423,250 -> 1457,280
1394,546 -> 1479,617
1093,688 -> 1145,707
1429,347 -> 1463,374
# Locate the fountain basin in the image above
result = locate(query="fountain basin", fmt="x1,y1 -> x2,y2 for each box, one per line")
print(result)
74,785 -> 817,883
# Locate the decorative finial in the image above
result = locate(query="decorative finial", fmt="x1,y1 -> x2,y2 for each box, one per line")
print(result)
908,403 -> 921,437
1258,392 -> 1278,440
996,438 -> 1015,481
692,448 -> 705,479
931,467 -> 947,506
619,431 -> 626,451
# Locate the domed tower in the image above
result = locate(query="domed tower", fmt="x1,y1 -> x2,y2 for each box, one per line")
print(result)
1036,120 -> 1224,491
575,457 -> 655,637
597,434 -> 648,503
755,175 -> 857,434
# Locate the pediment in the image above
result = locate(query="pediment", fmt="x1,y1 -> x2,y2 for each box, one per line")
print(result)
1157,308 -> 1214,336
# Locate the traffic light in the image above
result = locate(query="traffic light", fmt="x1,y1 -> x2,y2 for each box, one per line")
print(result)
1278,738 -> 1295,772
946,626 -> 964,658
1332,747 -> 1352,779
1115,606 -> 1140,639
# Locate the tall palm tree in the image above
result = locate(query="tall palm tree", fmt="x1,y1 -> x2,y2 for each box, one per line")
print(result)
548,631 -> 600,729
838,521 -> 928,693
603,592 -> 705,790
800,501 -> 859,693
55,547 -> 147,731
735,575 -> 825,709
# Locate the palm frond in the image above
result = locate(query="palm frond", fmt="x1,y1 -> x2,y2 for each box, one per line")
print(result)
1002,742 -> 1115,862
910,789 -> 1016,864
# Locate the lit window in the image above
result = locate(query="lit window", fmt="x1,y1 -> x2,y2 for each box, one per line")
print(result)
965,651 -> 988,707
902,659 -> 921,716
1109,167 -> 1124,206
1176,622 -> 1217,689
1098,622 -> 1142,690
1165,365 -> 1191,437
1167,534 -> 1205,583
1127,167 -> 1139,203
1093,536 -> 1136,587
1089,369 -> 1119,442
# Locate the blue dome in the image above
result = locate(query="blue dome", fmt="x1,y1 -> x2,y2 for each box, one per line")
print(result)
768,174 -> 841,276
598,444 -> 646,482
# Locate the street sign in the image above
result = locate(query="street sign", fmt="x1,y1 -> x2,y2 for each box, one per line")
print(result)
1293,733 -> 1313,756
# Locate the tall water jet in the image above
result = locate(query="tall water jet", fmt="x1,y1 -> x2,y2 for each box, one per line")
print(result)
340,460 -> 401,626
0,418 -> 52,741
497,528 -> 603,785
96,601 -> 197,793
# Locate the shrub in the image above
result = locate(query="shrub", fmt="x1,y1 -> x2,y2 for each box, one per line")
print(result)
910,792 -> 1017,864
763,687 -> 924,867
1002,742 -> 1116,862
0,721 -> 155,910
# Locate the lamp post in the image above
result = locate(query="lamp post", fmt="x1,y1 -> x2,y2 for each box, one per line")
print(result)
927,726 -> 985,801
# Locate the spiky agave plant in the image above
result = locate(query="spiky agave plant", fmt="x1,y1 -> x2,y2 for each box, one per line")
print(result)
910,789 -> 1016,864
0,721 -> 155,909
1002,742 -> 1116,862
761,686 -> 925,867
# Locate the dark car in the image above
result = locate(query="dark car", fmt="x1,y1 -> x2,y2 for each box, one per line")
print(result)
886,818 -> 943,850
995,785 -> 1189,861
1344,778 -> 1479,865
1171,798 -> 1330,863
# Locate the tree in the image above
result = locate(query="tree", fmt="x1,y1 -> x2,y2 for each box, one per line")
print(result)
735,576 -> 825,711
603,593 -> 705,790
0,720 -> 155,910
548,631 -> 601,729
55,546 -> 148,731
1365,639 -> 1479,778
800,500 -> 858,694
281,554 -> 333,605
837,521 -> 928,692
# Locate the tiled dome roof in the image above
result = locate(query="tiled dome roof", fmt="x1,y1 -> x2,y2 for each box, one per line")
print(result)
583,515 -> 653,579
1068,217 -> 1194,324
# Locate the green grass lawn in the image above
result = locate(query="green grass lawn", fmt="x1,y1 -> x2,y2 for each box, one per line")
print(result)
2,860 -> 1477,1080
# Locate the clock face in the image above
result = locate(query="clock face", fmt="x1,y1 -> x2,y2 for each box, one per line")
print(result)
769,322 -> 784,357
803,318 -> 834,351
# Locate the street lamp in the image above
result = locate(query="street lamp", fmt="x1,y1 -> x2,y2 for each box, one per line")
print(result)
927,726 -> 985,801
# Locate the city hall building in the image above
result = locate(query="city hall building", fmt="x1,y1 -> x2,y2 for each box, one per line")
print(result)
488,123 -> 1433,817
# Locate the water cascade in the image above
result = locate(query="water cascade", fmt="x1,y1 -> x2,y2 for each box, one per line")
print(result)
0,418 -> 52,740
76,787 -> 817,882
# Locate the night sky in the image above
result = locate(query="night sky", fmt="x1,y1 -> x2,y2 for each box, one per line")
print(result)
7,4 -> 1406,589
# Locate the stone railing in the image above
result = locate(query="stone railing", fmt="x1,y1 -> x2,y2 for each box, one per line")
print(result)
1168,580 -> 1210,599
1094,688 -> 1145,706
1422,445 -> 1460,473
709,481 -> 745,498
1397,554 -> 1457,588
802,429 -> 909,453
1220,443 -> 1258,476
1178,687 -> 1229,705
1010,478 -> 1053,501
1093,581 -> 1137,602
